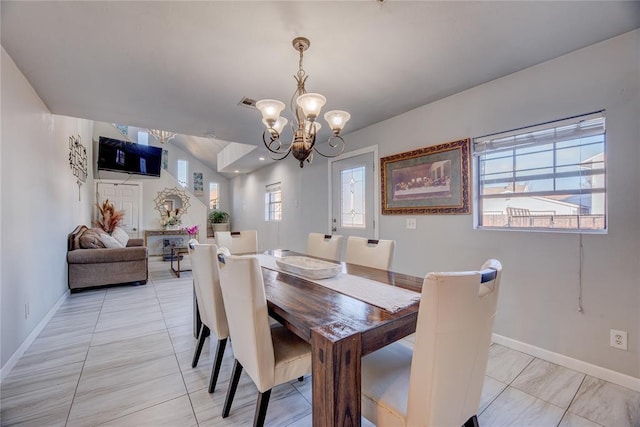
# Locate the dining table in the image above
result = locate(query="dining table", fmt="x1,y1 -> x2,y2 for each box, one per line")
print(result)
194,249 -> 424,427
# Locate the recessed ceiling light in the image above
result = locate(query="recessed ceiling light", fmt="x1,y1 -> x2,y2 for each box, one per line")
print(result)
259,157 -> 265,161
234,170 -> 240,173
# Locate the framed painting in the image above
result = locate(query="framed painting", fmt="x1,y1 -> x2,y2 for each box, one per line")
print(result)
380,138 -> 471,215
193,172 -> 204,196
162,149 -> 168,170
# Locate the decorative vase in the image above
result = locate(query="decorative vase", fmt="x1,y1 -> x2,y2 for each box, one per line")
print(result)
188,237 -> 198,249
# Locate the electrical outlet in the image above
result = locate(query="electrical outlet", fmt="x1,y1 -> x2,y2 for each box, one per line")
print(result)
610,329 -> 627,350
406,218 -> 417,229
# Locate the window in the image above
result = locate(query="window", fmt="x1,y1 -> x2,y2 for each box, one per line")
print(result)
265,183 -> 282,221
209,182 -> 219,209
474,111 -> 606,232
137,131 -> 148,145
340,166 -> 366,228
177,160 -> 188,188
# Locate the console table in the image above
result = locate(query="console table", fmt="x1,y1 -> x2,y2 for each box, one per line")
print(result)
144,229 -> 198,257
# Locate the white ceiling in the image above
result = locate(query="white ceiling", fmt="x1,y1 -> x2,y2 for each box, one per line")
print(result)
2,1 -> 639,174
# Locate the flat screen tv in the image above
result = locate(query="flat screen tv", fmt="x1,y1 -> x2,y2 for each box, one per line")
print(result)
98,136 -> 162,177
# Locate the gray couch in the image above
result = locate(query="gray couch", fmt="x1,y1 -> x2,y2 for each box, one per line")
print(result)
67,225 -> 148,291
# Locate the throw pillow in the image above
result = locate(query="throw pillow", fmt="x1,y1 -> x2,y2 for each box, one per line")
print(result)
100,232 -> 124,248
111,226 -> 130,247
79,229 -> 106,249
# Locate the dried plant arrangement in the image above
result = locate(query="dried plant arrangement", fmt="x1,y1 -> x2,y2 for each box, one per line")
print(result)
95,199 -> 125,234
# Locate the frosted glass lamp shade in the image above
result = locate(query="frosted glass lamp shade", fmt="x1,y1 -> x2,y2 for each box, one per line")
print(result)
256,99 -> 286,125
304,121 -> 322,134
296,93 -> 326,120
263,117 -> 288,135
324,110 -> 351,133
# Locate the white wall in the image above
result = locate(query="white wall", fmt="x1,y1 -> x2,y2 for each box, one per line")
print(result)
230,30 -> 640,378
92,121 -> 230,236
1,47 -> 94,369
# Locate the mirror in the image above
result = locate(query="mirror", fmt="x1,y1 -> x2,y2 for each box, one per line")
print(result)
154,187 -> 191,219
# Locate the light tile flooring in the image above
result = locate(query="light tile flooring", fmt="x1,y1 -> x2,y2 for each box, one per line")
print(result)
2,259 -> 639,426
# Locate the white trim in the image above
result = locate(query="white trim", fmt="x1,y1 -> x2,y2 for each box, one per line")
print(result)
493,333 -> 640,392
0,290 -> 70,382
327,145 -> 380,239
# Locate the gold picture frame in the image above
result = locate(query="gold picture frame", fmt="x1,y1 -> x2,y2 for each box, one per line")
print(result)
381,138 -> 471,215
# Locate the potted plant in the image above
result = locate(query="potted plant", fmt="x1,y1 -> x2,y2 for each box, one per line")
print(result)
208,210 -> 230,233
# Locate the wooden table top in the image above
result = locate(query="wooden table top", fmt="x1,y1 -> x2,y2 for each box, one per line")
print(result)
262,250 -> 424,356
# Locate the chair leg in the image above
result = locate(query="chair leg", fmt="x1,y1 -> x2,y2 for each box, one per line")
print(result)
222,359 -> 243,418
191,325 -> 210,368
463,415 -> 479,427
208,337 -> 228,393
253,389 -> 272,427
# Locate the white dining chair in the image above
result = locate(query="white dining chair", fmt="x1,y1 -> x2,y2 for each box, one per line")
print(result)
345,236 -> 395,270
307,232 -> 343,261
360,259 -> 503,427
215,230 -> 258,254
217,255 -> 312,427
189,243 -> 230,394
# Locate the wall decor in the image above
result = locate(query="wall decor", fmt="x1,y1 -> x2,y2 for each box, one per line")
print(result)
68,135 -> 88,201
154,187 -> 191,222
193,172 -> 203,196
380,138 -> 471,215
162,149 -> 168,170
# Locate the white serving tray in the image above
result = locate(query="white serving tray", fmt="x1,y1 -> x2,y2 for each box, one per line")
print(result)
275,256 -> 341,280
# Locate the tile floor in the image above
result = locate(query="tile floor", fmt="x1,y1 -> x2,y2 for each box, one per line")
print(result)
1,259 -> 639,426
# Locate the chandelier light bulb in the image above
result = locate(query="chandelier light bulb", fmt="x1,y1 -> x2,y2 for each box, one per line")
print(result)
263,117 -> 288,135
256,99 -> 286,126
296,93 -> 326,120
324,110 -> 351,134
304,120 -> 322,134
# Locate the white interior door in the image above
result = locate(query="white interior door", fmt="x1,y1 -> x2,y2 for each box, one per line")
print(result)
329,147 -> 378,259
96,182 -> 141,235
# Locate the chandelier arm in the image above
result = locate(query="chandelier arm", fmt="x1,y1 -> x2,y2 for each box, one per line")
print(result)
313,135 -> 346,159
267,147 -> 293,161
262,130 -> 291,155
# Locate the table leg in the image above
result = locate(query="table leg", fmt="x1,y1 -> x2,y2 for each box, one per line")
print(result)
311,323 -> 361,427
176,251 -> 181,278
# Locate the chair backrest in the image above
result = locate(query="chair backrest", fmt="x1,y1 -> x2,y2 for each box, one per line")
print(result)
218,255 -> 275,393
307,233 -> 343,262
189,244 -> 229,340
215,230 -> 258,254
406,259 -> 502,427
345,236 -> 395,270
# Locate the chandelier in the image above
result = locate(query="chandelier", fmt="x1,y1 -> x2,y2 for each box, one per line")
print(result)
256,37 -> 351,168
147,129 -> 176,144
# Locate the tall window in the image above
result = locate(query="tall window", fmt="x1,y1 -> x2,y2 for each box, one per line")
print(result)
341,166 -> 366,228
137,131 -> 148,145
474,111 -> 606,232
177,160 -> 188,188
209,182 -> 219,209
265,183 -> 282,221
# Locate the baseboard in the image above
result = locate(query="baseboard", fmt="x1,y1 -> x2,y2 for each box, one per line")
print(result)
492,333 -> 640,392
0,290 -> 70,382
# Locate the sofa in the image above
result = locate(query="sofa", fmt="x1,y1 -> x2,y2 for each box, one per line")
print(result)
67,225 -> 148,291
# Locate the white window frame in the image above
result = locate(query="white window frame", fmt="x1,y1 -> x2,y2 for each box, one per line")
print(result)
209,182 -> 220,210
473,111 -> 606,233
177,159 -> 188,188
265,182 -> 282,222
